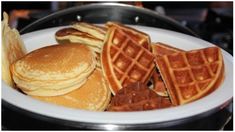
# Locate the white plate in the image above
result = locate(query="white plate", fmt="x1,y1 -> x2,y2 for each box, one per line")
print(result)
2,26 -> 233,125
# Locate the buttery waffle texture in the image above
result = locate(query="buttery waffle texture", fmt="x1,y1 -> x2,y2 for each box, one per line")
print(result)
155,47 -> 224,105
2,12 -> 27,87
106,22 -> 151,50
152,42 -> 184,57
101,24 -> 155,95
11,44 -> 96,96
152,42 -> 184,96
33,69 -> 111,111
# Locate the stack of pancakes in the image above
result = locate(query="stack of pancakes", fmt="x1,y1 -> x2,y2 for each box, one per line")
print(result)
10,44 -> 111,111
55,22 -> 106,53
33,69 -> 111,111
11,44 -> 96,96
6,21 -> 225,112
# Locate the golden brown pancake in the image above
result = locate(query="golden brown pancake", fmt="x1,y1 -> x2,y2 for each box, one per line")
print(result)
11,43 -> 96,96
55,27 -> 103,53
72,22 -> 106,40
32,69 -> 111,111
2,12 -> 26,87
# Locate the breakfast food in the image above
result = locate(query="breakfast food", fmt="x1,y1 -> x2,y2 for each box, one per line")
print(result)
155,47 -> 224,105
152,71 -> 168,97
33,69 -> 111,111
152,42 -> 184,57
11,43 -> 96,96
152,42 -> 184,96
105,22 -> 151,50
4,20 -> 225,112
72,22 -> 106,40
55,27 -> 104,53
101,23 -> 155,94
107,82 -> 173,111
2,12 -> 27,87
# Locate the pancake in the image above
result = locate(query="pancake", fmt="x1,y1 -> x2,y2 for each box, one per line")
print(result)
11,43 -> 96,96
72,22 -> 106,40
32,69 -> 111,111
2,12 -> 26,87
55,27 -> 103,53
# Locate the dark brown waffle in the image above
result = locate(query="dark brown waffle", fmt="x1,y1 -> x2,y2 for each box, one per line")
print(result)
107,82 -> 173,112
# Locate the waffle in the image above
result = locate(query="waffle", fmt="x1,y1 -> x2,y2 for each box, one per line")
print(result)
101,25 -> 155,94
152,42 -> 184,96
106,22 -> 151,50
152,70 -> 168,96
152,42 -> 184,57
155,47 -> 224,105
107,82 -> 173,112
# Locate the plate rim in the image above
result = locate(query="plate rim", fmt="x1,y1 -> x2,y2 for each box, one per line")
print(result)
2,25 -> 233,124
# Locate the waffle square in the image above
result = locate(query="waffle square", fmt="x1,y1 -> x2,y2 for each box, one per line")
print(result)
102,26 -> 155,94
106,22 -> 151,50
155,47 -> 224,105
152,43 -> 184,97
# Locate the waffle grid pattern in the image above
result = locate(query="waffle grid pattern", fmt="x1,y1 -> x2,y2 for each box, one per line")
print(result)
161,47 -> 221,104
106,22 -> 150,50
109,28 -> 155,87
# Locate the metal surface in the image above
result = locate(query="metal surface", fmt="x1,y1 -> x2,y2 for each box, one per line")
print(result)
19,3 -> 198,37
2,100 -> 232,130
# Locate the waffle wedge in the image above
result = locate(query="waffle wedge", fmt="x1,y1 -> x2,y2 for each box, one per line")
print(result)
106,22 -> 151,50
101,25 -> 154,95
155,47 -> 224,105
152,42 -> 184,57
152,42 -> 184,96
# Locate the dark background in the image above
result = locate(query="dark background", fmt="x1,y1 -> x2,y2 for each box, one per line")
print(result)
2,1 -> 233,54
